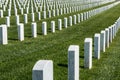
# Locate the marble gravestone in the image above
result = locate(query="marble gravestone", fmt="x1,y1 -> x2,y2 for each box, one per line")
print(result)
68,45 -> 79,80
0,25 -> 8,45
42,22 -> 47,35
18,23 -> 24,41
31,22 -> 37,38
84,38 -> 92,69
32,60 -> 53,80
94,34 -> 100,59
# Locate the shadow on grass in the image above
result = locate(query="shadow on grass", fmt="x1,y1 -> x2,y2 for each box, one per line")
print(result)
58,63 -> 84,69
80,56 -> 95,58
82,48 -> 84,51
48,28 -> 51,32
37,33 -> 42,35
25,35 -> 32,38
8,38 -> 18,41
80,66 -> 84,68
80,55 -> 84,58
57,63 -> 68,68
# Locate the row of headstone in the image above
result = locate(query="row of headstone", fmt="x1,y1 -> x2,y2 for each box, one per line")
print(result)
0,0 -> 118,41
32,16 -> 120,80
0,19 -> 58,45
13,1 -> 118,25
82,1 -> 120,21
0,0 -> 115,12
0,0 -> 118,19
84,16 -> 120,69
13,0 -> 106,12
4,1 -> 116,28
32,45 -> 79,80
0,2 -> 119,45
0,1 -> 119,45
0,0 -> 118,18
0,5 -> 95,17
40,1 -> 118,32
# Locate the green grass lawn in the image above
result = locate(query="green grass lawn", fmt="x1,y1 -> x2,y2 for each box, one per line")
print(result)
1,2 -> 120,80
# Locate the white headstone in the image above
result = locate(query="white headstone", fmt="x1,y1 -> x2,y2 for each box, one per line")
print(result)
40,6 -> 42,12
114,22 -> 117,36
77,14 -> 80,23
42,22 -> 47,35
43,6 -> 46,11
0,10 -> 3,18
58,19 -> 62,30
64,17 -> 67,28
31,7 -> 34,13
86,12 -> 89,19
109,27 -> 112,43
100,30 -> 105,52
83,12 -> 86,20
84,38 -> 92,69
81,13 -> 83,21
38,12 -> 41,20
24,14 -> 28,24
94,34 -> 100,59
3,5 -> 6,11
73,15 -> 76,24
31,23 -> 37,38
112,25 -> 114,39
69,7 -> 71,13
43,11 -> 46,19
48,10 -> 51,18
56,9 -> 59,16
66,8 -> 69,14
105,28 -> 109,48
60,8 -> 63,15
52,10 -> 55,17
16,15 -> 19,25
32,13 -> 35,22
64,8 -> 66,14
8,9 -> 11,16
32,60 -> 53,80
26,7 -> 29,14
6,16 -> 10,27
69,16 -> 72,26
36,7 -> 38,12
68,45 -> 79,80
15,9 -> 17,16
0,25 -> 8,45
18,23 -> 24,41
51,21 -> 55,33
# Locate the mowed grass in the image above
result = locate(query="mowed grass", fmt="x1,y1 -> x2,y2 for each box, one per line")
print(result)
0,3 -> 120,80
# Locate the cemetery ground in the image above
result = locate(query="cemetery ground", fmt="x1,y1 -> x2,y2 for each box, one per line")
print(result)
1,2 -> 120,80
